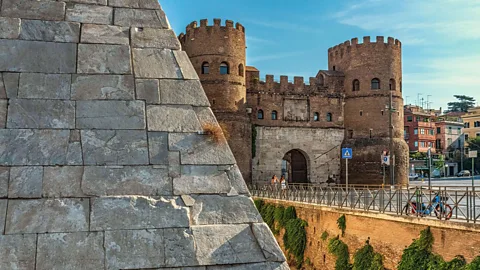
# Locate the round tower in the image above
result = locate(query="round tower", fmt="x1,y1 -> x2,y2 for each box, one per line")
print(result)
329,36 -> 409,185
179,19 -> 252,182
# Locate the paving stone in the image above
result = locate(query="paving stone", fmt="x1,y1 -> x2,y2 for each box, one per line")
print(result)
147,105 -> 201,132
5,198 -> 89,234
67,142 -> 83,165
36,232 -> 105,270
0,234 -> 36,270
0,0 -> 66,21
136,79 -> 160,104
168,151 -> 181,178
18,73 -> 71,99
0,167 -> 8,197
109,0 -> 161,9
105,229 -> 165,270
0,200 -> 6,232
131,28 -> 180,49
81,24 -> 129,45
173,51 -> 200,80
71,75 -> 135,100
164,228 -> 198,267
78,44 -> 131,74
3,72 -> 19,98
173,166 -> 231,195
0,100 -> 6,128
66,3 -> 113,24
0,129 -> 70,165
64,0 -> 107,5
160,80 -> 209,106
7,99 -> 75,129
82,166 -> 172,196
191,195 -> 262,225
8,166 -> 43,198
76,100 -> 146,129
91,196 -> 189,230
0,17 -> 21,39
169,133 -> 236,165
20,20 -> 80,43
251,223 -> 287,262
0,40 -> 77,73
114,8 -> 168,28
81,130 -> 148,165
43,166 -> 85,197
192,224 -> 266,265
148,132 -> 169,164
133,48 -> 182,79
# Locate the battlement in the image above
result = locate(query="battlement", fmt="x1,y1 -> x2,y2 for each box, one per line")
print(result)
248,74 -> 329,94
328,36 -> 401,56
184,18 -> 245,33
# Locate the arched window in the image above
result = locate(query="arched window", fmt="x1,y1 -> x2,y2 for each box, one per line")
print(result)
313,112 -> 319,121
201,62 -> 209,74
326,113 -> 332,122
371,78 -> 380,90
271,110 -> 277,120
220,62 -> 229,75
389,78 -> 396,90
238,64 -> 244,77
353,79 -> 360,91
257,109 -> 264,119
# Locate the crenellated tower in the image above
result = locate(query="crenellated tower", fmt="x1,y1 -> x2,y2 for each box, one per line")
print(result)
179,19 -> 252,182
329,36 -> 409,184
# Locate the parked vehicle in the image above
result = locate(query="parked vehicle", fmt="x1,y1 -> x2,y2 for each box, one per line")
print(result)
408,173 -> 419,181
457,170 -> 471,177
404,193 -> 452,220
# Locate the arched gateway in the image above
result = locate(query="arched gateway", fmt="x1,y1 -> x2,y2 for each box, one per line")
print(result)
282,149 -> 309,183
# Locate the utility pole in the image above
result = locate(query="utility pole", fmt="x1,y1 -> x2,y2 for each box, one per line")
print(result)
461,133 -> 465,171
417,93 -> 422,107
389,90 -> 395,185
427,95 -> 432,110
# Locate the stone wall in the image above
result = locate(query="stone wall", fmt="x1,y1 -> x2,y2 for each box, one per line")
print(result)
252,126 -> 344,184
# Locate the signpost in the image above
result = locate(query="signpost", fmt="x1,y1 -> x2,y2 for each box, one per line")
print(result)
427,147 -> 432,190
469,150 -> 477,187
342,148 -> 352,192
381,154 -> 390,186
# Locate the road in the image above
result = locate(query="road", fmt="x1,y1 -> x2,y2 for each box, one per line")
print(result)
410,175 -> 480,187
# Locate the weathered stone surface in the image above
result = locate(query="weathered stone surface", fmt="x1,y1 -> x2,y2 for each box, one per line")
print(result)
160,80 -> 209,106
43,166 -> 85,197
159,268 -> 206,270
0,200 -> 6,232
114,8 -> 168,28
191,195 -> 262,225
20,20 -> 80,43
0,234 -> 36,270
78,44 -> 131,74
3,73 -> 19,98
192,224 -> 266,265
67,142 -> 83,165
136,79 -> 160,104
193,107 -> 218,126
0,17 -> 21,39
223,164 -> 250,195
252,223 -> 287,262
0,129 -> 70,165
0,0 -> 66,21
109,0 -> 161,9
76,100 -> 146,129
81,130 -> 148,165
64,0 -> 107,5
82,166 -> 172,196
18,73 -> 71,99
133,48 -> 182,79
0,100 -> 6,128
71,75 -> 135,100
7,99 -> 75,129
70,130 -> 81,142
36,232 -> 105,270
66,3 -> 113,24
169,133 -> 236,165
165,228 -> 198,267
168,151 -> 181,178
207,262 -> 289,270
91,196 -> 189,230
81,24 -> 129,45
0,74 -> 5,98
5,198 -> 89,234
105,229 -> 164,270
173,166 -> 231,195
147,105 -> 202,132
174,50 -> 200,80
148,132 -> 169,164
8,166 -> 43,198
0,167 -> 8,197
0,40 -> 76,73
132,28 -> 180,49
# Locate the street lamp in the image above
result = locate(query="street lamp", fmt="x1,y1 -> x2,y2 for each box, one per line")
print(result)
444,164 -> 448,178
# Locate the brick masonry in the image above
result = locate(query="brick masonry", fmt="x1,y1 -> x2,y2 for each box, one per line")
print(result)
0,0 -> 288,269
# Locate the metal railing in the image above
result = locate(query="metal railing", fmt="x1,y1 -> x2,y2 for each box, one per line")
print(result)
249,183 -> 480,224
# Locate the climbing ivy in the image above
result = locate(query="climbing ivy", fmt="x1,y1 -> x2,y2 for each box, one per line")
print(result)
352,239 -> 384,270
274,206 -> 285,228
328,236 -> 351,270
254,199 -> 264,213
321,231 -> 329,241
284,218 -> 308,269
251,124 -> 257,158
283,206 -> 297,223
337,214 -> 346,237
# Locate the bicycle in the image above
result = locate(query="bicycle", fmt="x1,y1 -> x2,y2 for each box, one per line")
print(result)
404,192 -> 453,220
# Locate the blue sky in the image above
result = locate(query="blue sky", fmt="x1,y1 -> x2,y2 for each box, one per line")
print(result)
161,0 -> 480,110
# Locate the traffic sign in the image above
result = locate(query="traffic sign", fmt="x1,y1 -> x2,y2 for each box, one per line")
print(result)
381,155 -> 390,165
469,150 -> 478,158
342,148 -> 352,159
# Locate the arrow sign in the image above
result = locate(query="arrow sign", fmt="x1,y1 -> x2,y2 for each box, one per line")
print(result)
342,148 -> 352,159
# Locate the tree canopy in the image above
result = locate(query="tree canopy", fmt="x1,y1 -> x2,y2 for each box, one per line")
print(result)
446,95 -> 476,113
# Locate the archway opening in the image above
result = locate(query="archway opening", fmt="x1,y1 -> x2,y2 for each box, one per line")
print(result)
282,149 -> 309,183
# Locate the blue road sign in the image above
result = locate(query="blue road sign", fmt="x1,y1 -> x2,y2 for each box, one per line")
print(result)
342,148 -> 352,159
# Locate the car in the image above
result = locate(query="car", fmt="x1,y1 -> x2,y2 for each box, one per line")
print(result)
457,170 -> 471,177
408,173 -> 419,181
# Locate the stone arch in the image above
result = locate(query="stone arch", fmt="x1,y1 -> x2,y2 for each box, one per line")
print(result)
282,149 -> 310,183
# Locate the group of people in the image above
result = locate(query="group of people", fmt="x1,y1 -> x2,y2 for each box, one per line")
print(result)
271,175 -> 287,191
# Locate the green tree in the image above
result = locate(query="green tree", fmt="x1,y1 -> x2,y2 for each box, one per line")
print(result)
464,137 -> 480,173
446,95 -> 475,113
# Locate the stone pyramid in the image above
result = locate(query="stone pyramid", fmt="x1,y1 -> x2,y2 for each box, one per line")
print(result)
0,0 -> 288,269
